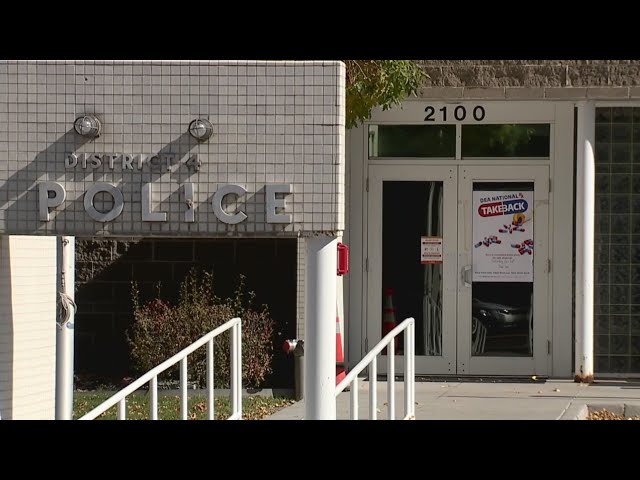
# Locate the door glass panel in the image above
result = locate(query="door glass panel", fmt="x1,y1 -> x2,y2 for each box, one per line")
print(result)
471,182 -> 534,357
369,125 -> 456,158
462,124 -> 550,157
382,181 -> 443,356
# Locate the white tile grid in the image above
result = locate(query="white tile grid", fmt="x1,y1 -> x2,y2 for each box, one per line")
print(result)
0,61 -> 345,237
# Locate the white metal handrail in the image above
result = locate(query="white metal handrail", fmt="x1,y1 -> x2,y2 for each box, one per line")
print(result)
336,317 -> 415,420
80,317 -> 242,420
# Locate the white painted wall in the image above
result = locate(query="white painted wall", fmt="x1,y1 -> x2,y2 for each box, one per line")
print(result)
0,236 -> 57,420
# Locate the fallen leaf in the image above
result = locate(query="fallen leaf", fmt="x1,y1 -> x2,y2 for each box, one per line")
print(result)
553,388 -> 560,392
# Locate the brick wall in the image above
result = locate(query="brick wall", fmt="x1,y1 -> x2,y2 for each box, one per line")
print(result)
74,238 -> 296,388
417,60 -> 640,99
419,60 -> 640,87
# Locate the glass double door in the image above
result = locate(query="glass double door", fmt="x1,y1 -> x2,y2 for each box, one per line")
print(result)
367,164 -> 550,376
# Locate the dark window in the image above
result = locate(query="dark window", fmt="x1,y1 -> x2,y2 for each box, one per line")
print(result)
462,124 -> 550,157
369,125 -> 456,158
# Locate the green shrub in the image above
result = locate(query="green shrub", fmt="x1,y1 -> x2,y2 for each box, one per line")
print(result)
128,269 -> 274,388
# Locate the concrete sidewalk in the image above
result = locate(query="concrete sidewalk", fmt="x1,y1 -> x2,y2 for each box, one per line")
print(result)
265,378 -> 640,420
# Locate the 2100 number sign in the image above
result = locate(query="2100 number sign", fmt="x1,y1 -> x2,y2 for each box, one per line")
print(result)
424,105 -> 485,122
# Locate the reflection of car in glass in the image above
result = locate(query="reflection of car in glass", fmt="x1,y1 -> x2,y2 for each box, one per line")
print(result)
472,298 -> 530,332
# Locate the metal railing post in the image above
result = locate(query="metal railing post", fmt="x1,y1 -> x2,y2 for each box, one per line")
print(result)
237,322 -> 242,419
410,322 -> 415,416
117,398 -> 126,420
387,341 -> 395,420
350,378 -> 358,420
207,339 -> 214,420
180,357 -> 188,420
404,328 -> 411,418
231,322 -> 240,419
369,357 -> 377,420
404,322 -> 415,418
149,376 -> 158,420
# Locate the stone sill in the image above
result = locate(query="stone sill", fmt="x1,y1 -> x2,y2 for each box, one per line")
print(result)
417,86 -> 640,100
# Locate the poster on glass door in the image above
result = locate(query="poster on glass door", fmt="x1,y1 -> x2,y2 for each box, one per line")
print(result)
472,190 -> 534,282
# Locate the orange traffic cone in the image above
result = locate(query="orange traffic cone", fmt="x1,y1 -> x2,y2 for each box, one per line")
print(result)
382,287 -> 398,354
336,315 -> 346,385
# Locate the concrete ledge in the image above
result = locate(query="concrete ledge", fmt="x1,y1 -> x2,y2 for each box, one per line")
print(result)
559,402 -> 640,419
587,87 -> 630,98
505,88 -> 545,99
558,402 -> 589,420
545,87 -> 588,99
417,86 -> 638,101
463,87 -> 506,99
588,403 -> 625,415
418,87 -> 464,99
624,404 -> 640,417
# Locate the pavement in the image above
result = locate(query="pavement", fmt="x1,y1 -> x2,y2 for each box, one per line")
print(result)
264,377 -> 640,420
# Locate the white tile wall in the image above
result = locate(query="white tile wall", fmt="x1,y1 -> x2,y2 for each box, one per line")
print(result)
0,235 -> 57,420
0,61 -> 346,237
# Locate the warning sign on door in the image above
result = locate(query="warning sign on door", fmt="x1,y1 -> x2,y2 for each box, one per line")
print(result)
421,236 -> 443,264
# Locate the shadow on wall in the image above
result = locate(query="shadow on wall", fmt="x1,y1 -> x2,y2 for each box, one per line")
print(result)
0,237 -> 13,419
0,125 -> 201,239
73,238 -> 297,389
0,129 -> 94,237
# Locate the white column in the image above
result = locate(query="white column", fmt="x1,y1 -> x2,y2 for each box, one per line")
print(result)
304,235 -> 337,420
56,236 -> 75,419
575,101 -> 595,383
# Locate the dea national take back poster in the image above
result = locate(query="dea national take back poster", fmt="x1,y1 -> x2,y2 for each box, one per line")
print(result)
472,190 -> 534,282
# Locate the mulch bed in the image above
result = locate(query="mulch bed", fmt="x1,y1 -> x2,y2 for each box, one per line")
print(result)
587,408 -> 640,420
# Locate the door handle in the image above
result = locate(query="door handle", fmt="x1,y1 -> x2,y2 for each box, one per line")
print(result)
461,265 -> 472,287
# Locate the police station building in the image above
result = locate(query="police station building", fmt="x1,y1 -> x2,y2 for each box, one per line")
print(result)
0,60 -> 638,418
345,62 -> 640,382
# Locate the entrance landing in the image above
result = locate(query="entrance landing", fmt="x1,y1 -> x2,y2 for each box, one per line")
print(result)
264,378 -> 640,420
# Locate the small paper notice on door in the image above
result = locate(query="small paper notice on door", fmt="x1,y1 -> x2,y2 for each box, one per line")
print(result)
421,236 -> 443,264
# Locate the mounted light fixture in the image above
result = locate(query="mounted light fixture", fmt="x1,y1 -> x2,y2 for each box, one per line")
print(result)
74,115 -> 101,138
188,118 -> 213,141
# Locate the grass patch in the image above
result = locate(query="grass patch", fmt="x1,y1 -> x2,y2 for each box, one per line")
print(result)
74,391 -> 295,420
